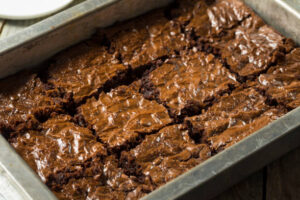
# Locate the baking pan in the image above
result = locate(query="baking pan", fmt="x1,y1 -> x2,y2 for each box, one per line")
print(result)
0,0 -> 299,200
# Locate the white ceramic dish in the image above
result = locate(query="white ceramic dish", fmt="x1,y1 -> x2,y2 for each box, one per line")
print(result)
0,0 -> 73,20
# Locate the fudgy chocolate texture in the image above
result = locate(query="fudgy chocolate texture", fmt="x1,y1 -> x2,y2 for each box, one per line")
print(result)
185,88 -> 285,151
0,72 -> 66,133
214,20 -> 294,78
9,115 -> 106,185
141,50 -> 239,118
121,125 -> 211,188
1,0 -> 299,199
77,86 -> 172,150
97,9 -> 191,69
257,48 -> 300,109
47,40 -> 129,104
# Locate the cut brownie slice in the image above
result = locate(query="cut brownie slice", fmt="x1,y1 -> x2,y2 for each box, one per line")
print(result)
185,88 -> 285,152
47,41 -> 129,104
77,86 -> 172,150
0,72 -> 66,133
186,0 -> 251,38
141,50 -> 239,118
215,24 -> 294,78
98,10 -> 191,69
9,115 -> 106,186
257,48 -> 300,109
185,0 -> 294,77
54,155 -> 148,200
121,125 -> 211,187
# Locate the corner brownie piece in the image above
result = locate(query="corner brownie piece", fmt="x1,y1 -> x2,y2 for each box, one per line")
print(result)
121,125 -> 211,187
185,88 -> 285,151
141,50 -> 239,118
215,22 -> 294,78
0,72 -> 66,132
47,40 -> 129,104
257,48 -> 300,109
98,10 -> 191,69
77,86 -> 172,150
185,0 -> 294,78
9,115 -> 106,185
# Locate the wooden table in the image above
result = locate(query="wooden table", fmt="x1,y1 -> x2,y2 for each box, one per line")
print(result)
1,7 -> 300,200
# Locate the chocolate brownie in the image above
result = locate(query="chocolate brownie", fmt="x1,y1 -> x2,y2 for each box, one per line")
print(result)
141,50 -> 239,118
0,72 -> 66,133
98,10 -> 191,69
185,0 -> 251,38
47,41 -> 129,104
257,48 -> 300,109
184,0 -> 294,78
121,125 -> 211,187
214,21 -> 294,78
77,85 -> 172,150
185,88 -> 285,151
9,115 -> 106,184
54,155 -> 148,200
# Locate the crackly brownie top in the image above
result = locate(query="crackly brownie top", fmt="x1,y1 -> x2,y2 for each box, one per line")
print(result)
121,125 -> 211,187
47,41 -> 129,104
185,88 -> 284,151
78,86 -> 172,150
143,50 -> 239,117
0,72 -> 65,132
55,154 -> 149,200
99,10 -> 191,69
186,0 -> 251,37
257,48 -> 300,109
9,115 -> 106,184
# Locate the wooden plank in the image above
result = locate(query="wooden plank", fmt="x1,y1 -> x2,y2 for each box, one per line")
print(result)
213,170 -> 264,200
266,146 -> 300,200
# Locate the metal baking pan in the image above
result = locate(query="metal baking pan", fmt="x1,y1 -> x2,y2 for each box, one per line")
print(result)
0,0 -> 299,199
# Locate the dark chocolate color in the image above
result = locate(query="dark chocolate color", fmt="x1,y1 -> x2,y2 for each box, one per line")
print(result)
1,0 -> 298,199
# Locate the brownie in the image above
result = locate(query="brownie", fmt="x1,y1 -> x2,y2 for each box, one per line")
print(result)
141,50 -> 239,118
98,9 -> 191,69
121,125 -> 211,187
185,88 -> 286,151
185,0 -> 251,38
257,48 -> 300,109
9,115 -> 106,184
214,21 -> 294,78
47,39 -> 129,104
55,155 -> 148,200
0,72 -> 66,133
184,0 -> 294,78
77,85 -> 172,150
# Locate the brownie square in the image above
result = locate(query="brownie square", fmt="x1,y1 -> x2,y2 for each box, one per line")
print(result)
77,86 -> 172,150
141,50 -> 239,118
98,10 -> 191,69
215,24 -> 293,78
257,48 -> 300,109
185,88 -> 285,151
185,0 -> 251,38
9,115 -> 106,185
0,72 -> 66,132
47,42 -> 129,104
56,155 -> 147,200
121,125 -> 211,187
